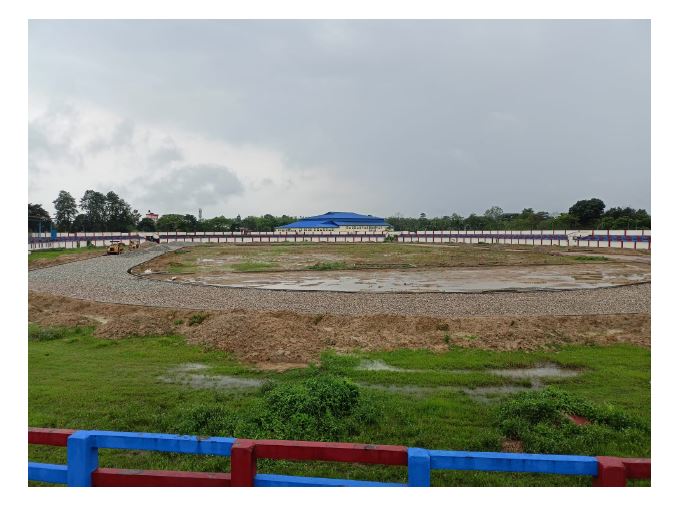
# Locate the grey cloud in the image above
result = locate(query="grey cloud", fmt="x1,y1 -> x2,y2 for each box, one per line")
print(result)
28,102 -> 83,173
148,136 -> 184,167
29,20 -> 650,216
139,164 -> 244,212
86,119 -> 135,154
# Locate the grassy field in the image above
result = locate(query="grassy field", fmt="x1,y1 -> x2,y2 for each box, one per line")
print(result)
28,246 -> 103,268
28,245 -> 103,262
134,243 -> 612,275
28,324 -> 650,486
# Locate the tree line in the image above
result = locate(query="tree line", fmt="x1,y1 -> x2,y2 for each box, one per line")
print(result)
388,199 -> 650,231
29,192 -> 650,234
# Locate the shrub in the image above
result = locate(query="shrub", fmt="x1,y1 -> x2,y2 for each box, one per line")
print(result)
236,375 -> 379,441
497,387 -> 649,455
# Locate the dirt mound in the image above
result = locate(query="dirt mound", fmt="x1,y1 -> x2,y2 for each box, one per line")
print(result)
29,291 -> 650,367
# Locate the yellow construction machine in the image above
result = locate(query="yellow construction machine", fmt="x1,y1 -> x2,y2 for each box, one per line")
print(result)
106,240 -> 126,255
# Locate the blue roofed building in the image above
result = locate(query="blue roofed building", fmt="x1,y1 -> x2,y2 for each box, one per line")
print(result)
275,212 -> 391,233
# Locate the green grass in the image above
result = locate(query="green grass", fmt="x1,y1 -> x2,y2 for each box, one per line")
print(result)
572,256 -> 609,262
28,325 -> 650,486
28,246 -> 102,263
306,261 -> 348,271
226,261 -> 278,272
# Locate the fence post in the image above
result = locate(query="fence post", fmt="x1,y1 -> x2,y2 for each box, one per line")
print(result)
230,439 -> 256,486
593,456 -> 627,486
408,448 -> 431,487
67,431 -> 98,487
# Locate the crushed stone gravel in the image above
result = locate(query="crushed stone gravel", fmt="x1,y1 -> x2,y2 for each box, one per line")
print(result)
28,244 -> 650,317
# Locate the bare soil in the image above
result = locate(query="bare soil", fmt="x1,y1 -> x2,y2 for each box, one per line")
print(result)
29,291 -> 650,369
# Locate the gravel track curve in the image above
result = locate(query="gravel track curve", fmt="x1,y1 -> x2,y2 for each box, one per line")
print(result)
28,244 -> 651,317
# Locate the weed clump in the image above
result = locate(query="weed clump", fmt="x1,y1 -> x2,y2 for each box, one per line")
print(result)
187,313 -> 209,326
306,262 -> 348,271
497,387 -> 649,455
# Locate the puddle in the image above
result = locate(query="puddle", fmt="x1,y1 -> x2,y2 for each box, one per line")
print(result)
357,362 -> 582,402
158,363 -> 265,390
178,263 -> 650,293
489,363 -> 580,379
357,360 -> 418,372
462,385 -> 537,403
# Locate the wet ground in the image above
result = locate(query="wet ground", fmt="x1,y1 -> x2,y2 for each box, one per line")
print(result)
359,362 -> 582,402
176,263 -> 649,293
157,361 -> 582,403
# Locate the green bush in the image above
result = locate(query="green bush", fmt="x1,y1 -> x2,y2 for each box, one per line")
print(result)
173,375 -> 379,442
497,387 -> 649,456
237,375 -> 379,441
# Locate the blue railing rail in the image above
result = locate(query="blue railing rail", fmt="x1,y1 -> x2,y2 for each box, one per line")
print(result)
28,428 -> 650,487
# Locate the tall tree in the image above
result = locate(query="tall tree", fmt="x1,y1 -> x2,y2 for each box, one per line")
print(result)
104,191 -> 140,231
52,191 -> 78,231
79,190 -> 107,231
568,198 -> 606,228
28,203 -> 51,232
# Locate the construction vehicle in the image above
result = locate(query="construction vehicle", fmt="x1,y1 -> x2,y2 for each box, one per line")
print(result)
129,239 -> 140,250
106,240 -> 126,255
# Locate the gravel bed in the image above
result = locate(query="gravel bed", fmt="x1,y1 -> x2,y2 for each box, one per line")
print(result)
28,244 -> 651,317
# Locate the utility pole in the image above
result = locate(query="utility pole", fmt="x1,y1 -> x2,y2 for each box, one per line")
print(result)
198,208 -> 202,221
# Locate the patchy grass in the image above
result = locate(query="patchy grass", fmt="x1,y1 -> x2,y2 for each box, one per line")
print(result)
28,246 -> 103,268
572,256 -> 609,262
306,261 -> 348,271
187,313 -> 209,326
133,243 -> 614,276
227,261 -> 278,272
29,327 -> 649,486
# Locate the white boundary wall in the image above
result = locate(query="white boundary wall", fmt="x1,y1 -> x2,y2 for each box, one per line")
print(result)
29,229 -> 651,250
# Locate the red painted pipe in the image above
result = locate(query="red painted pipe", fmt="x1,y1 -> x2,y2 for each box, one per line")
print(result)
93,468 -> 230,487
230,438 -> 408,487
29,428 -> 75,446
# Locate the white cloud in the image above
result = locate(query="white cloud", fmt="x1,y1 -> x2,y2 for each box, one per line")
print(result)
28,100 -> 346,217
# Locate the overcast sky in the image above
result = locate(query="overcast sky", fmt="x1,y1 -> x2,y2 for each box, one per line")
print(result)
28,20 -> 650,219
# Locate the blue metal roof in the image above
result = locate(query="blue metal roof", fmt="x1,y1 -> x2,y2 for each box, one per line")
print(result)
278,212 -> 389,229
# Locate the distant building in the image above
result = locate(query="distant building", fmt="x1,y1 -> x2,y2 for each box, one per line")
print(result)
276,212 -> 391,233
145,210 -> 159,220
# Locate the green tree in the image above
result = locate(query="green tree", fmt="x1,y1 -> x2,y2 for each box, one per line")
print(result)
104,191 -> 140,231
137,217 -> 157,232
28,203 -> 51,232
568,198 -> 605,228
157,214 -> 187,232
79,190 -> 108,231
52,191 -> 78,231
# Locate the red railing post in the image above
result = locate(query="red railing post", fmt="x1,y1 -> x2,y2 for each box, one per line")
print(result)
594,456 -> 627,486
230,439 -> 257,487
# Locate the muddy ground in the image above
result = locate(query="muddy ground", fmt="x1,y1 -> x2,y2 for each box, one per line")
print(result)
133,243 -> 618,276
29,291 -> 650,370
